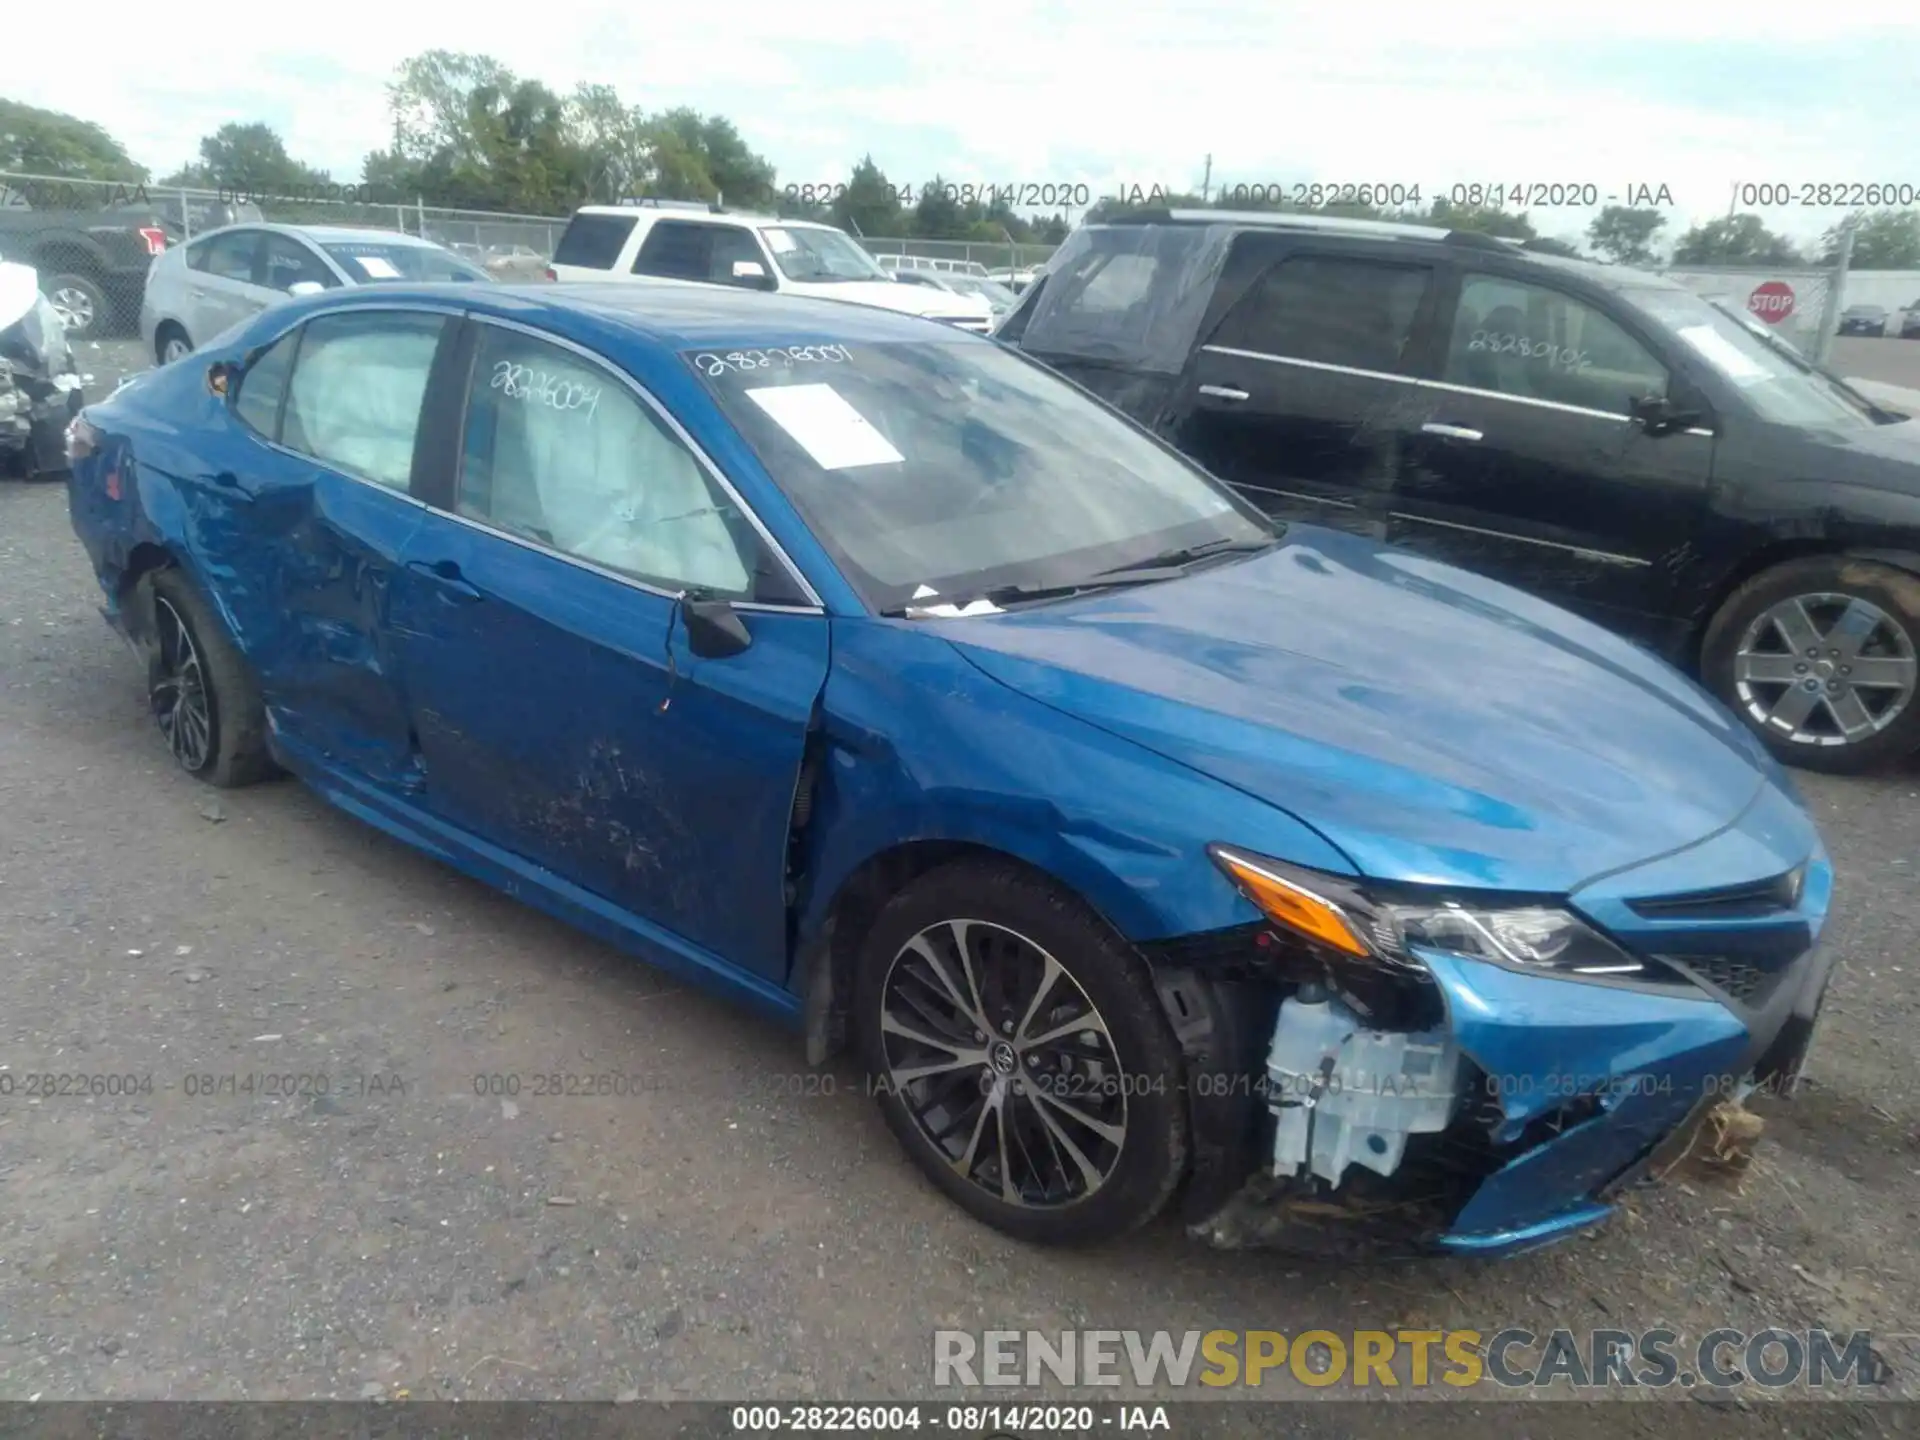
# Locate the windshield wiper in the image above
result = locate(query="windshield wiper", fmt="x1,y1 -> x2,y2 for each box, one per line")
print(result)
880,566 -> 1188,618
1090,533 -> 1281,577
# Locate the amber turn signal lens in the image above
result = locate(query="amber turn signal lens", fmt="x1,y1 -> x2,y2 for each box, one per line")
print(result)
1213,850 -> 1372,958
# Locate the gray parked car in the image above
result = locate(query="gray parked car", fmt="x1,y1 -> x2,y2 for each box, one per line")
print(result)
140,224 -> 491,365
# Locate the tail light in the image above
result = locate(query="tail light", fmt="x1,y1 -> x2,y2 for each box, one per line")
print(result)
138,227 -> 168,256
543,266 -> 556,281
67,414 -> 99,463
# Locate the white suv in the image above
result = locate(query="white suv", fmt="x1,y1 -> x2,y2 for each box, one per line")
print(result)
547,204 -> 995,332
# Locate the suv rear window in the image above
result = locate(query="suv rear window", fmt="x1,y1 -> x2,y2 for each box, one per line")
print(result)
1006,224 -> 1232,373
553,213 -> 639,270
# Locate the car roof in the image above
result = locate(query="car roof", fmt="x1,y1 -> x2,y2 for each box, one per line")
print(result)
189,222 -> 445,248
1092,209 -> 1683,292
570,205 -> 834,231
284,280 -> 989,349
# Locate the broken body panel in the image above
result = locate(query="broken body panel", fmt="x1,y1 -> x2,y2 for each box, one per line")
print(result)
65,283 -> 1834,1261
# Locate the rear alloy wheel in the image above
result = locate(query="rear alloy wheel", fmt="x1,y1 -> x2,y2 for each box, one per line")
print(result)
152,594 -> 213,772
1704,556 -> 1920,773
854,860 -> 1188,1245
158,329 -> 193,366
139,569 -> 279,787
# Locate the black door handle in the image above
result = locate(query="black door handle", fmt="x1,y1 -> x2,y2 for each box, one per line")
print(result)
406,558 -> 483,603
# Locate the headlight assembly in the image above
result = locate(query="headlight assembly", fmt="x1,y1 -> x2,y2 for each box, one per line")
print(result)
1208,844 -> 1658,984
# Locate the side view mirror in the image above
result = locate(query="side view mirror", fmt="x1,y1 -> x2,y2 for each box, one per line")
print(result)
683,596 -> 752,658
730,260 -> 775,291
1629,392 -> 1706,437
287,281 -> 325,297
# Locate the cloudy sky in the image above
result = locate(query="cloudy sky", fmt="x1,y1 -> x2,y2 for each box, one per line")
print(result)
11,1 -> 1920,244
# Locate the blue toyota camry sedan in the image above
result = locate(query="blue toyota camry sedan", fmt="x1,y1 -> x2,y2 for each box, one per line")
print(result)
65,282 -> 1834,1259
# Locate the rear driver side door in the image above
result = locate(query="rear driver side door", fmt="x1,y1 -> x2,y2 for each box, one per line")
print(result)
1168,246 -> 1440,540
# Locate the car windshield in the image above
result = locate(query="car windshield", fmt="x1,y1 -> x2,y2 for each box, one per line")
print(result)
688,339 -> 1275,613
759,226 -> 889,283
947,275 -> 1017,308
1622,286 -> 1877,428
317,240 -> 491,284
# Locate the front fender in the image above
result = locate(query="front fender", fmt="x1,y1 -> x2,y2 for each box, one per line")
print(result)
793,620 -> 1359,978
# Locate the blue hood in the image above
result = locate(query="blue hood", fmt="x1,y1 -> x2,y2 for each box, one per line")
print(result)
939,528 -> 1771,893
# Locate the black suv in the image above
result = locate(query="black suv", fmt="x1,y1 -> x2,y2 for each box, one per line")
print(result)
999,209 -> 1920,773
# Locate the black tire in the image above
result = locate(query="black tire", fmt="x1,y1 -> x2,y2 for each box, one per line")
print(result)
140,568 -> 279,787
1702,555 -> 1920,774
154,322 -> 193,367
40,271 -> 109,340
853,858 -> 1189,1245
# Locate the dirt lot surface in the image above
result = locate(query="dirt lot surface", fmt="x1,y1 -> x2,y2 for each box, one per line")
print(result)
2,342 -> 1918,1438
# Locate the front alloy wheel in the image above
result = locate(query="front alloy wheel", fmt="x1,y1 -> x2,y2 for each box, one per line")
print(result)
854,860 -> 1188,1245
880,919 -> 1128,1208
1705,556 -> 1920,773
1734,592 -> 1917,746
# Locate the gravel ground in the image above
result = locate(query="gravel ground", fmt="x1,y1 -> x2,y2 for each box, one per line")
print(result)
2,342 -> 1918,1434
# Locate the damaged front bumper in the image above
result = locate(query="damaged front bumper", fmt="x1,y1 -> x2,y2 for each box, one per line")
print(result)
1169,807 -> 1834,1261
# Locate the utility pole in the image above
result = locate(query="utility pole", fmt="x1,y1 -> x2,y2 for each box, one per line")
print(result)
1201,154 -> 1213,205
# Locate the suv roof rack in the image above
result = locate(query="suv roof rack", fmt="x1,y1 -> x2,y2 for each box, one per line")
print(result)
617,197 -> 727,214
1100,207 -> 1530,253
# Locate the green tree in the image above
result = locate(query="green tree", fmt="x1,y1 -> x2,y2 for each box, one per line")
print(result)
1672,214 -> 1803,267
1586,205 -> 1667,266
160,122 -> 331,193
0,99 -> 146,181
1822,209 -> 1920,270
1427,199 -> 1537,239
831,156 -> 906,238
566,84 -> 652,202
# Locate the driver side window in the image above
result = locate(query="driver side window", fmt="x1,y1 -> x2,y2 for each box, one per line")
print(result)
456,326 -> 769,600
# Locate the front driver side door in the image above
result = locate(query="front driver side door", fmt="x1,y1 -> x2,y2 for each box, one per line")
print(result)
388,318 -> 830,982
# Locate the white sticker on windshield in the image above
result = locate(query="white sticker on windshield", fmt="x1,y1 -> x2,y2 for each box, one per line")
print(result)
744,383 -> 904,469
354,254 -> 402,279
763,228 -> 798,254
1676,324 -> 1768,380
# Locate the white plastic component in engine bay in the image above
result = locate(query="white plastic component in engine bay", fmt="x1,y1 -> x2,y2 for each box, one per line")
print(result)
1267,988 -> 1463,1186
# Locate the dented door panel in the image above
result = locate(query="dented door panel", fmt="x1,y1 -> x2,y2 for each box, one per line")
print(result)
170,440 -> 428,788
387,512 -> 829,982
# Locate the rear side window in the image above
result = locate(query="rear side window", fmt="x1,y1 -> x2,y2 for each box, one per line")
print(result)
1209,256 -> 1431,373
631,222 -> 768,287
1008,223 -> 1232,374
200,231 -> 262,284
552,213 -> 638,270
280,311 -> 449,489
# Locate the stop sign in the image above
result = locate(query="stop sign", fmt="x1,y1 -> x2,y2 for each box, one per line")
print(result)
1748,280 -> 1796,324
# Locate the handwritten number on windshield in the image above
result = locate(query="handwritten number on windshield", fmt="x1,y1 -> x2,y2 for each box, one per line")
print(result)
694,345 -> 853,377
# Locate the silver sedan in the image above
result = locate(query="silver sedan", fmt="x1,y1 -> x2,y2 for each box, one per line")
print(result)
139,223 -> 491,366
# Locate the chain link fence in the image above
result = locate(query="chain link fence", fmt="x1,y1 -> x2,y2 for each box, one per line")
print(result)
1,170 -> 563,269
1659,265 -> 1843,364
858,236 -> 1059,272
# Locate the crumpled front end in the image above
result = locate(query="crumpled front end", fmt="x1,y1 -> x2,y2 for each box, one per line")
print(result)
0,274 -> 87,477
1160,782 -> 1834,1260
